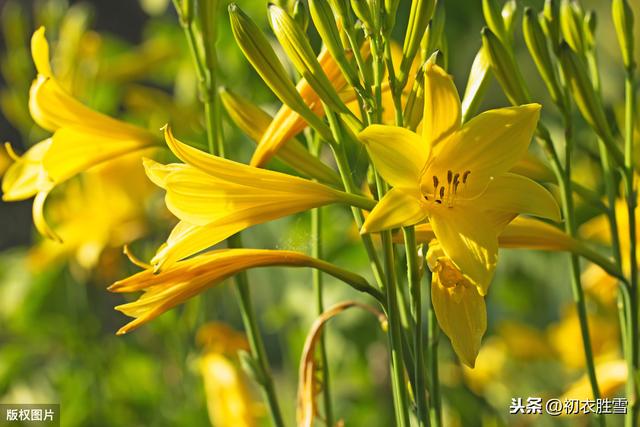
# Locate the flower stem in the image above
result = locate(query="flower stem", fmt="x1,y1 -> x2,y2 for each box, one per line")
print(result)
310,137 -> 334,427
426,273 -> 442,427
623,67 -> 638,427
403,226 -> 429,427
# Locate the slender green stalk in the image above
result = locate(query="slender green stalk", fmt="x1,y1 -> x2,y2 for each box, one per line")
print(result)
403,227 -> 429,427
426,273 -> 442,427
382,231 -> 411,427
560,113 -> 606,427
623,68 -> 638,427
310,137 -> 334,427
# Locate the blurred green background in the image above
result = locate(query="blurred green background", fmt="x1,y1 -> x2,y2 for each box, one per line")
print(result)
0,0 -> 638,426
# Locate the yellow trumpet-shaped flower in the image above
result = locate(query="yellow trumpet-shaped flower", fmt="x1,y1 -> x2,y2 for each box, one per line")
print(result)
110,248 -> 373,335
147,126 -> 372,271
197,323 -> 258,427
360,63 -> 560,295
1,27 -> 157,241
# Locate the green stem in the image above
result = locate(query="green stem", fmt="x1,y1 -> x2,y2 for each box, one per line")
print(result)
403,227 -> 429,427
426,273 -> 442,427
623,69 -> 638,427
382,231 -> 411,427
537,122 -> 604,427
310,135 -> 334,426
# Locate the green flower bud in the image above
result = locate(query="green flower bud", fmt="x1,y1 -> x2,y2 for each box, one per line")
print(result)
268,3 -> 349,114
501,0 -> 518,39
308,0 -> 360,88
481,27 -> 530,106
383,0 -> 400,35
461,47 -> 492,122
523,7 -> 563,108
219,87 -> 341,185
541,0 -> 561,53
350,0 -> 376,33
558,42 -> 623,165
612,0 -> 635,71
229,3 -> 333,141
560,0 -> 585,55
399,0 -> 436,87
423,2 -> 445,57
583,10 -> 596,51
292,0 -> 309,32
328,0 -> 352,26
403,61 -> 426,131
482,0 -> 507,43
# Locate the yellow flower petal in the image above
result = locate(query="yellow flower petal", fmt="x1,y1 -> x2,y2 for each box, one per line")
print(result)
431,273 -> 487,368
479,173 -> 561,229
33,189 -> 61,243
358,125 -> 426,189
2,140 -> 52,200
429,104 -> 541,196
42,128 -> 153,183
31,27 -> 52,78
142,157 -> 186,188
361,187 -> 427,233
423,63 -> 462,148
429,206 -> 498,294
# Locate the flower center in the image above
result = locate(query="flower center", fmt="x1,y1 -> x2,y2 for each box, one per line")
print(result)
422,169 -> 471,208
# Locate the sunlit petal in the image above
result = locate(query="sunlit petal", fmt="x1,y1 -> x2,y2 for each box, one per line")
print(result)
423,63 -> 462,148
361,187 -> 427,233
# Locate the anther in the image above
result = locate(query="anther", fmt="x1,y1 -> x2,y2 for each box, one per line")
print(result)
462,170 -> 471,183
439,186 -> 445,199
447,170 -> 453,184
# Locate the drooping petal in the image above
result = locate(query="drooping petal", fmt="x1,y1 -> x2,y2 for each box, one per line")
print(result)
423,63 -> 462,148
429,104 -> 541,196
478,173 -> 561,230
361,187 -> 427,233
431,274 -> 487,368
358,125 -> 426,189
429,206 -> 498,295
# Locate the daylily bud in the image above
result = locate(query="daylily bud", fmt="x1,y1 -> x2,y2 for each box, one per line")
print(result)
482,0 -> 507,43
328,0 -> 351,26
403,62 -> 426,131
481,27 -> 530,106
228,4 -> 307,114
350,0 -> 376,33
523,7 -> 564,109
398,0 -> 435,88
292,0 -> 309,32
268,3 -> 349,115
229,4 -> 333,142
219,87 -> 340,184
383,0 -> 400,35
612,0 -> 635,71
541,0 -> 561,53
501,0 -> 518,39
560,0 -> 585,54
423,2 -> 445,58
461,47 -> 492,123
558,42 -> 623,165
308,0 -> 360,88
583,10 -> 596,51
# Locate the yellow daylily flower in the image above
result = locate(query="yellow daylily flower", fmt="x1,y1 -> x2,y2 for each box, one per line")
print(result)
110,248 -> 372,334
1,27 -> 157,241
359,63 -> 560,295
26,154 -> 151,271
146,126 -> 372,271
360,63 -> 560,367
197,323 -> 258,427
